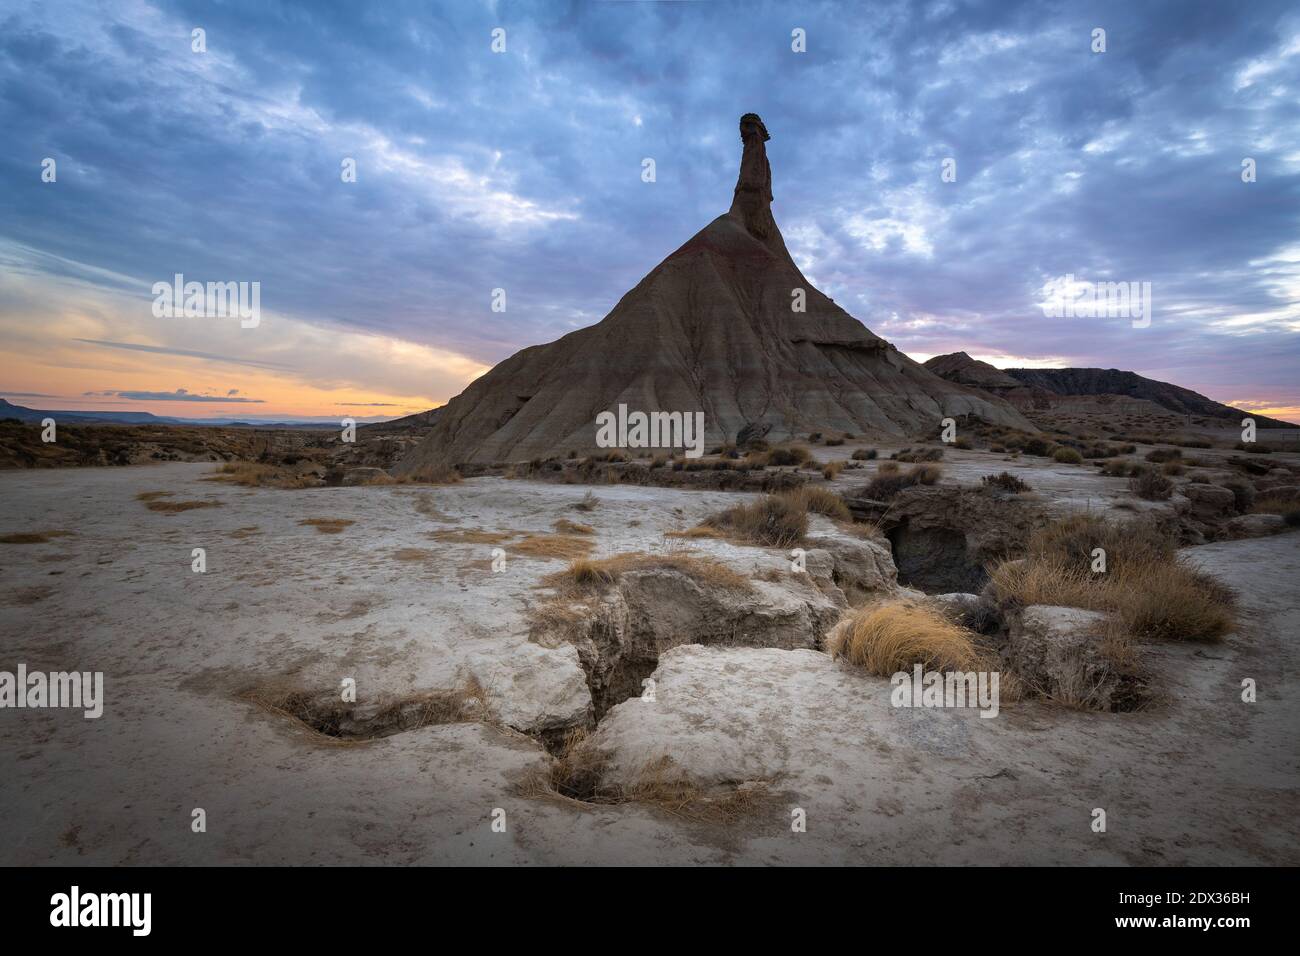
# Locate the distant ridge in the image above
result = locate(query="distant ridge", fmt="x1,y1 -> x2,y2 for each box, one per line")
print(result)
921,354 -> 1297,428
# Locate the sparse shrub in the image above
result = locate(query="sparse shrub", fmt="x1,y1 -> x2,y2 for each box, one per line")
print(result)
953,436 -> 973,450
553,518 -> 595,535
822,460 -> 845,481
704,495 -> 808,547
981,471 -> 1032,493
851,448 -> 878,461
1145,447 -> 1182,463
895,446 -> 944,463
1234,442 -> 1271,454
778,485 -> 851,521
766,446 -> 811,467
1129,469 -> 1173,500
1161,461 -> 1185,476
862,464 -> 942,500
511,534 -> 595,561
990,515 -> 1234,643
824,437 -> 845,447
828,602 -> 986,676
572,491 -> 600,511
544,553 -> 752,594
1220,479 -> 1255,513
807,433 -> 823,443
1051,447 -> 1084,464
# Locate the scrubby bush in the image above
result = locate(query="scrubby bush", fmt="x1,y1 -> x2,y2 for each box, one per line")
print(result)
863,463 -> 942,500
851,448 -> 878,461
1144,447 -> 1182,463
1129,468 -> 1174,500
990,515 -> 1234,643
1220,479 -> 1255,513
704,495 -> 808,547
778,485 -> 851,522
766,446 -> 812,467
894,446 -> 944,463
981,471 -> 1032,493
1051,447 -> 1084,464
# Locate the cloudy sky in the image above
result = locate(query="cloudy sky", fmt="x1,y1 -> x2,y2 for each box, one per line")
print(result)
2,0 -> 1298,422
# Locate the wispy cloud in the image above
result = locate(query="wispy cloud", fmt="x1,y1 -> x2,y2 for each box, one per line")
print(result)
84,388 -> 266,403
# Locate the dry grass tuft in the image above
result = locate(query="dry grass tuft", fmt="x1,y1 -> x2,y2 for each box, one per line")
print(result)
510,534 -> 595,561
208,462 -> 320,489
244,676 -> 489,742
990,515 -> 1234,643
392,547 -> 435,562
552,518 -> 595,535
144,499 -> 223,514
862,463 -> 942,499
403,463 -> 462,485
298,517 -> 354,534
571,491 -> 600,511
0,530 -> 72,544
779,485 -> 852,521
542,552 -> 752,595
664,525 -> 726,540
703,494 -> 808,547
428,529 -> 514,544
524,729 -> 773,823
828,601 -> 988,676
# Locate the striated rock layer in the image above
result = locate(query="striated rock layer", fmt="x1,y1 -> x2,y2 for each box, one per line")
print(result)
398,115 -> 1030,471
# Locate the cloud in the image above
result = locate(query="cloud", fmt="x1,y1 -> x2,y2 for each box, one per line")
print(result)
0,0 -> 1297,421
73,339 -> 294,372
86,388 -> 266,403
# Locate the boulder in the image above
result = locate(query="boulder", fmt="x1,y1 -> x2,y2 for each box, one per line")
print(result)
1182,482 -> 1236,519
1225,513 -> 1285,538
1006,605 -> 1143,712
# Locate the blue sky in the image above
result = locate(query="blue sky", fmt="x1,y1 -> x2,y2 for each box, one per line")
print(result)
2,0 -> 1298,421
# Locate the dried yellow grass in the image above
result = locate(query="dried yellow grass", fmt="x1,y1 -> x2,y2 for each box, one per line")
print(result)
0,530 -> 72,544
144,499 -> 223,514
777,485 -> 852,521
543,552 -> 752,594
524,729 -> 773,824
552,518 -> 595,535
990,515 -> 1235,643
427,529 -> 515,544
827,601 -> 987,676
207,462 -> 320,489
298,518 -> 354,534
510,534 -> 595,561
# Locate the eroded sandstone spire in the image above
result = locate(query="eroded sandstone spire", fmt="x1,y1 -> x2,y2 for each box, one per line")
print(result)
396,114 -> 1032,469
729,112 -> 778,241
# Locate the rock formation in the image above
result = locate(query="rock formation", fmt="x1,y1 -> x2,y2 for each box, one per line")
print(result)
398,115 -> 1031,470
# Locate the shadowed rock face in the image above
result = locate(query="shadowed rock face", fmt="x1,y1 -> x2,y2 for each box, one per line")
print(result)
397,115 -> 1031,471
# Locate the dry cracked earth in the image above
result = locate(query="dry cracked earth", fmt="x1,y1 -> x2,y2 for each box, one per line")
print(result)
1,449 -> 1298,865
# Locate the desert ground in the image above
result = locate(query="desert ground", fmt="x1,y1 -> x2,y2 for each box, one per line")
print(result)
1,447 -> 1298,865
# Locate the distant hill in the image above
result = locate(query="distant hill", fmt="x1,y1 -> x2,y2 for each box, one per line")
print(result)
921,355 -> 1296,429
0,398 -> 387,429
1001,367 -> 1294,428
